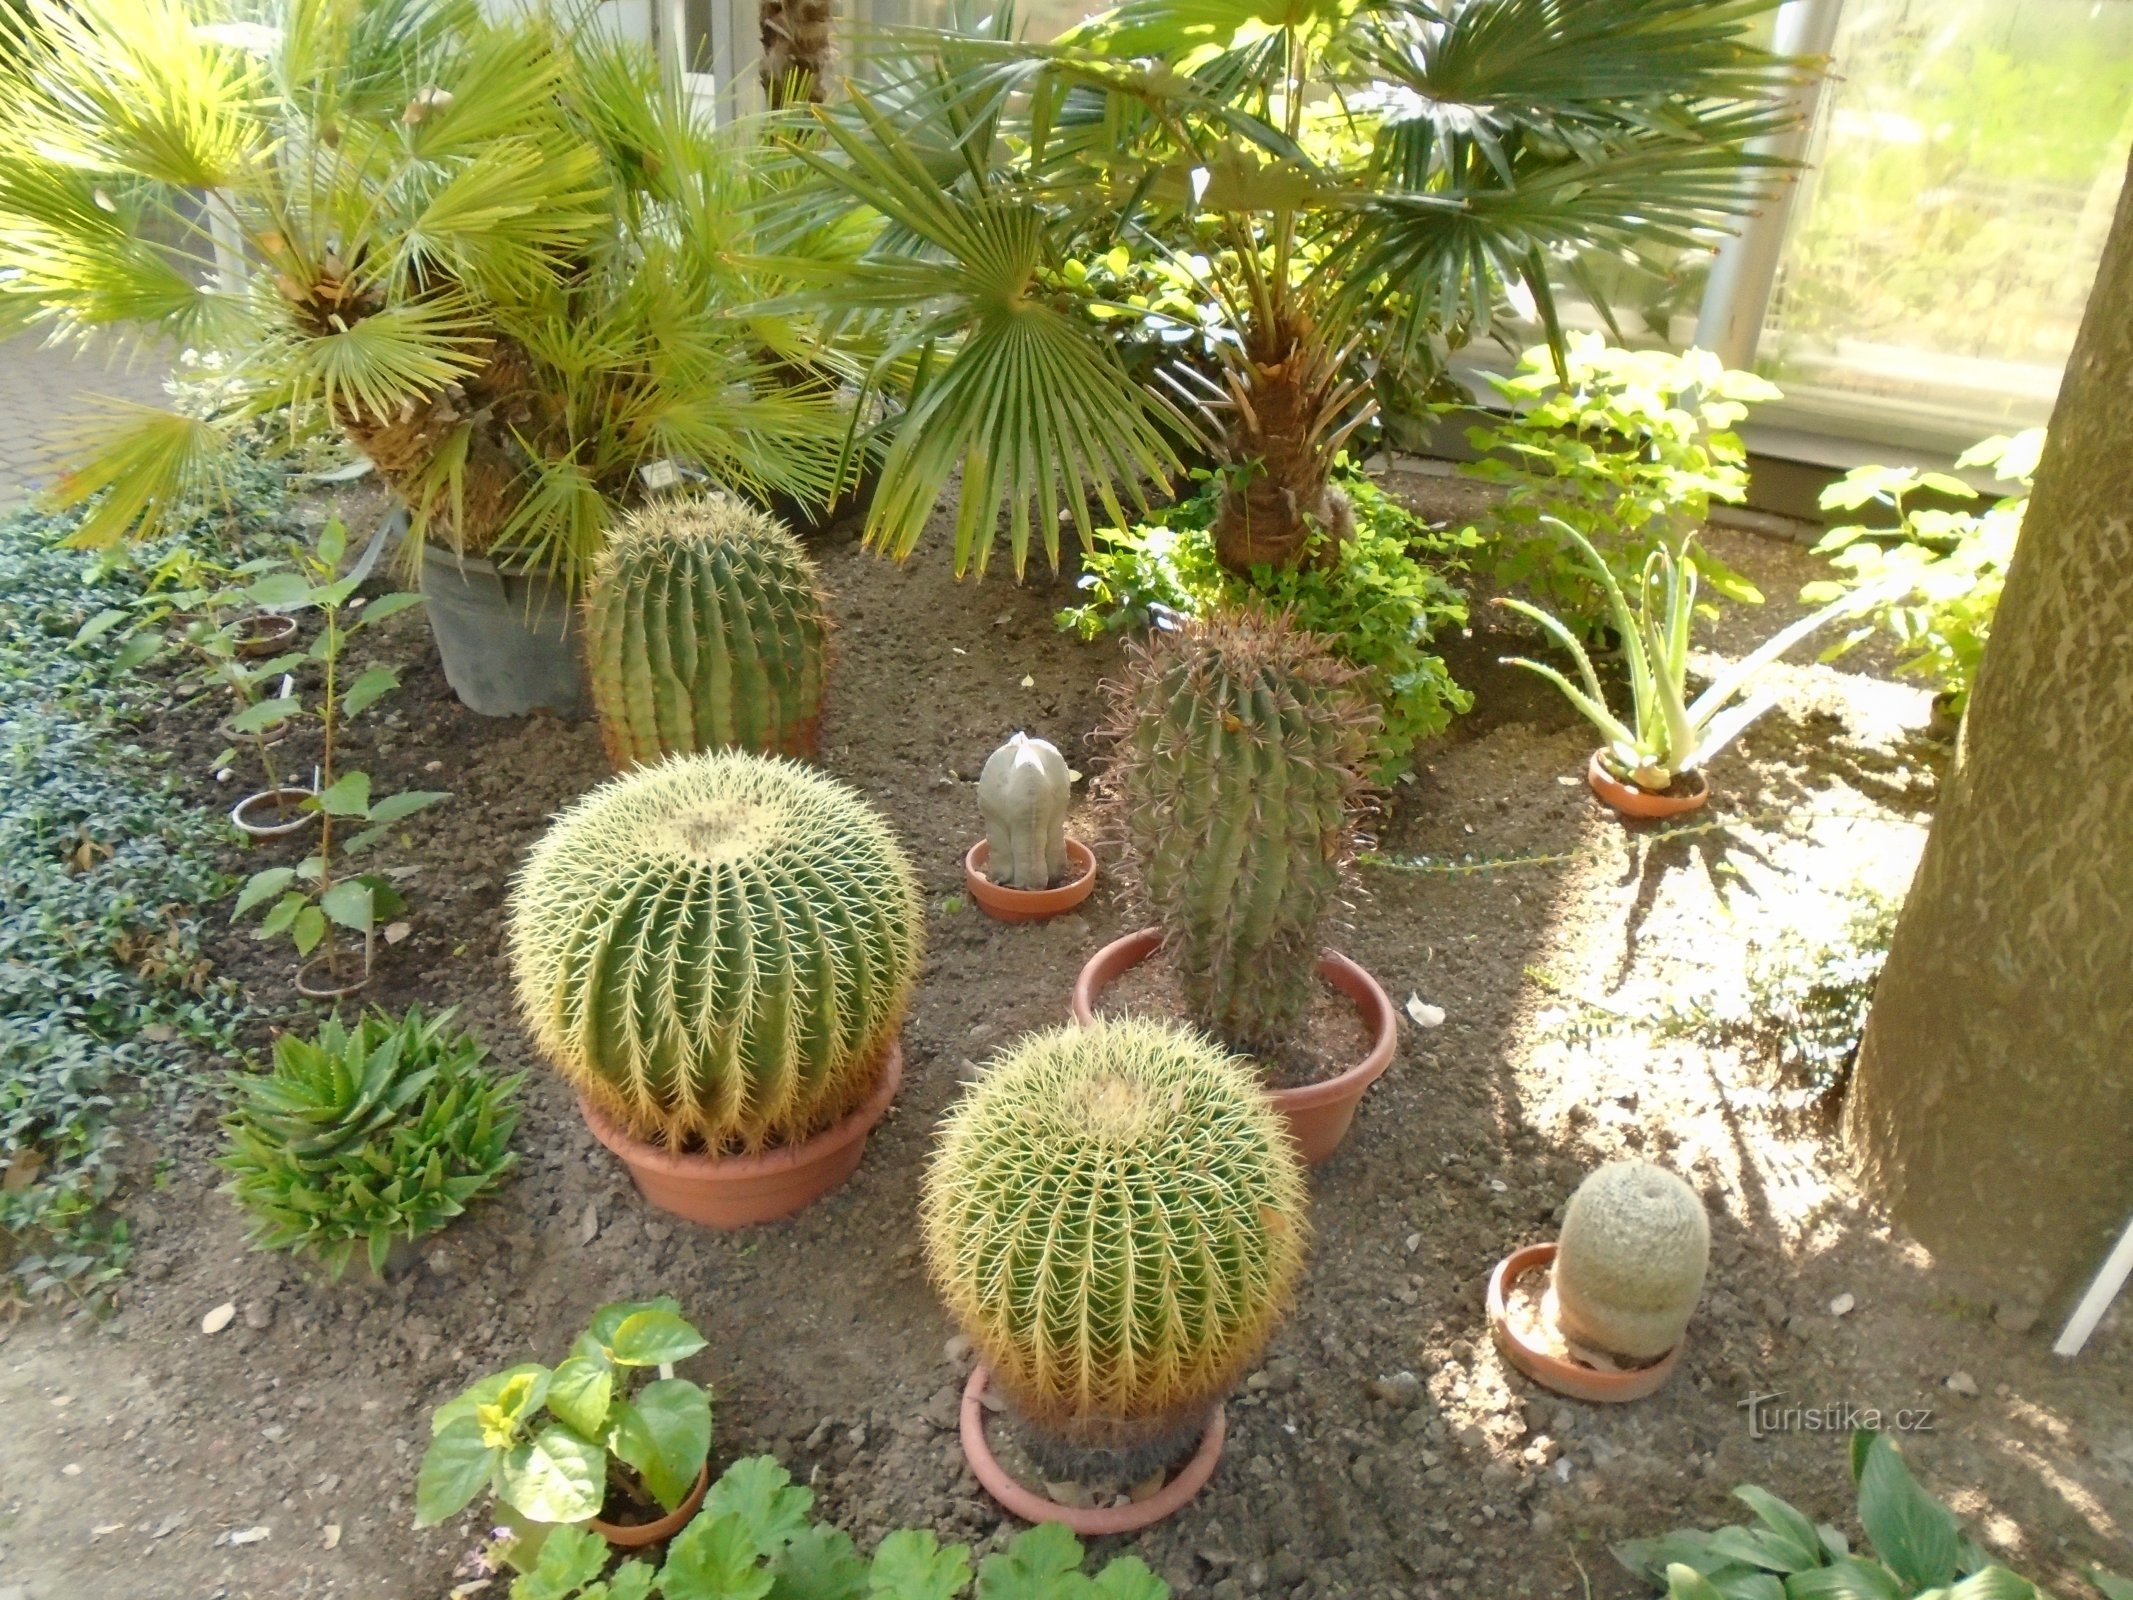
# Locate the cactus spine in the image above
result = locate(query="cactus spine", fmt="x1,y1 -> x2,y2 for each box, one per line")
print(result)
585,497 -> 831,768
508,751 -> 922,1153
922,1019 -> 1307,1462
976,732 -> 1071,889
1552,1161 -> 1710,1360
1104,612 -> 1375,1048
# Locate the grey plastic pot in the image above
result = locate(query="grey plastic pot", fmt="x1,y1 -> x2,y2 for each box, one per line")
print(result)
420,543 -> 590,719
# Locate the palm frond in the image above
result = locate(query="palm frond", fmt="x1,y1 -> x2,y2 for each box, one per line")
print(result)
45,404 -> 236,548
275,294 -> 492,424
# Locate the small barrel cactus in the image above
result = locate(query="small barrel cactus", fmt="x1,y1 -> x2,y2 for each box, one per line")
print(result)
922,1019 -> 1307,1469
976,732 -> 1071,889
508,751 -> 922,1152
584,496 -> 831,768
1103,611 -> 1376,1048
1552,1161 -> 1711,1360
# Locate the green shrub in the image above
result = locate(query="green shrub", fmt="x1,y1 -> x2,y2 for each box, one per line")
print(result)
506,1456 -> 1168,1600
217,1007 -> 518,1278
1461,336 -> 1774,637
1802,430 -> 2037,718
1061,467 -> 1469,781
1739,888 -> 1898,1091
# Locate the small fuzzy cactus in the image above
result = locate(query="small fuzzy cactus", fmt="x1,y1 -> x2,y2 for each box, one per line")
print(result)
1103,612 -> 1376,1048
976,732 -> 1071,889
922,1019 -> 1307,1464
1552,1161 -> 1711,1360
584,497 -> 831,768
508,751 -> 922,1152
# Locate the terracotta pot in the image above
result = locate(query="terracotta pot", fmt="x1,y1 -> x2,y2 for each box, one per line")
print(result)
1486,1243 -> 1683,1403
590,1461 -> 709,1550
958,1365 -> 1226,1535
1585,750 -> 1709,821
230,787 -> 319,839
579,1040 -> 903,1229
1070,928 -> 1397,1164
295,952 -> 370,1000
964,838 -> 1097,923
234,613 -> 300,659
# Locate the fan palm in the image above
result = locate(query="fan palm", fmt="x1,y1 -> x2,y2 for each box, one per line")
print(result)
799,0 -> 1809,580
0,0 -> 865,580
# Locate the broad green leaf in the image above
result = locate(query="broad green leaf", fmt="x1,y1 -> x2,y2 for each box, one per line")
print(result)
342,666 -> 399,716
545,1356 -> 614,1441
112,631 -> 164,671
609,1306 -> 709,1366
72,607 -> 131,646
254,889 -> 304,936
977,1523 -> 1085,1599
703,1457 -> 813,1553
2090,1570 -> 2133,1600
316,771 -> 373,816
291,904 -> 327,954
1668,1567 -> 1732,1600
497,1423 -> 606,1525
359,591 -> 426,623
868,1530 -> 972,1600
662,1510 -> 777,1600
229,695 -> 299,734
319,879 -> 375,933
1091,1556 -> 1168,1600
234,867 -> 296,916
512,1524 -> 612,1600
245,572 -> 311,609
414,1415 -> 498,1528
607,1382 -> 712,1512
1784,1558 -> 1905,1600
317,518 -> 347,567
770,1523 -> 867,1600
367,788 -> 448,825
1855,1434 -> 1960,1592
611,1562 -> 659,1600
1948,1569 -> 2036,1599
1733,1486 -> 1829,1572
433,1364 -> 553,1436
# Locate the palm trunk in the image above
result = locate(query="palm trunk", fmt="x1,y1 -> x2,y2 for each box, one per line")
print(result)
1211,311 -> 1364,576
760,0 -> 833,108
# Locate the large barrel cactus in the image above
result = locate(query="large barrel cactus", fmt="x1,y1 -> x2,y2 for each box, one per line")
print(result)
508,752 -> 922,1153
585,497 -> 831,768
922,1019 -> 1307,1470
1103,612 -> 1375,1048
1553,1161 -> 1711,1360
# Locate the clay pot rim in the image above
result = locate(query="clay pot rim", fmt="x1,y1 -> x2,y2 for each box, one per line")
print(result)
958,1363 -> 1226,1535
1586,750 -> 1709,820
230,786 -> 319,837
964,838 -> 1097,922
590,1460 -> 710,1549
1069,927 -> 1398,1112
578,1039 -> 904,1182
1486,1242 -> 1683,1404
234,613 -> 300,658
294,952 -> 370,1000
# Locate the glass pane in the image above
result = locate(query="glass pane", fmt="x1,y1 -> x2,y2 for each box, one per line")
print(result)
1757,0 -> 2133,433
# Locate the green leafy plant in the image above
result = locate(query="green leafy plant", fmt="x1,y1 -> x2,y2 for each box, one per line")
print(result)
1803,430 -> 2040,719
584,496 -> 831,769
229,517 -> 445,986
217,1006 -> 518,1278
508,752 -> 922,1152
1061,467 -> 1471,779
1616,1430 -> 2128,1600
1498,520 -> 1872,794
509,1459 -> 1167,1600
1103,611 -> 1373,1048
0,0 -> 857,576
1462,336 -> 1777,637
922,1019 -> 1306,1471
417,1299 -> 714,1533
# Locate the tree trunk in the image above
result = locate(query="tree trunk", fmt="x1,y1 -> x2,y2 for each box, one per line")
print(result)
1211,310 -> 1362,575
1844,147 -> 2133,1316
760,0 -> 833,108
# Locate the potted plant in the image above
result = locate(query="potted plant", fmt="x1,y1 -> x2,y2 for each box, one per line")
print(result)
415,1299 -> 714,1551
964,732 -> 1096,922
582,497 -> 832,769
923,1019 -> 1307,1532
508,751 -> 922,1228
218,1007 -> 519,1280
1074,610 -> 1397,1162
1489,1161 -> 1710,1403
1498,519 -> 1878,819
3,0 -> 859,715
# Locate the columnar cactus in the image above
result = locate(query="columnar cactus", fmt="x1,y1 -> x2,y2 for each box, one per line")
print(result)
976,732 -> 1071,890
584,497 -> 831,769
1552,1161 -> 1711,1360
922,1019 -> 1307,1460
1103,612 -> 1376,1048
508,752 -> 922,1152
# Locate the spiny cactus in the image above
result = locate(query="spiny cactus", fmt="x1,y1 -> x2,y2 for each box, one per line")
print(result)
976,732 -> 1071,890
1103,611 -> 1376,1048
1553,1161 -> 1711,1360
508,752 -> 922,1152
585,497 -> 831,769
922,1019 -> 1307,1460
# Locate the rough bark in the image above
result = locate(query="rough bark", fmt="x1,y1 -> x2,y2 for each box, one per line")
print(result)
1211,310 -> 1361,574
760,0 -> 833,108
1843,147 -> 2133,1315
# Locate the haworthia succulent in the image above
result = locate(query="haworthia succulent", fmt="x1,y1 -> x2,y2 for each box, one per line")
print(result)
508,752 -> 922,1152
585,497 -> 831,768
922,1019 -> 1307,1437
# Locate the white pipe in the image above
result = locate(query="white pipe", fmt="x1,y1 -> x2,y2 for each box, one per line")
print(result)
2054,1214 -> 2133,1358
